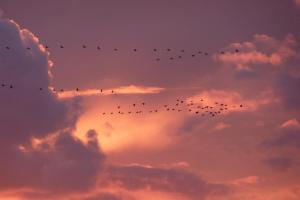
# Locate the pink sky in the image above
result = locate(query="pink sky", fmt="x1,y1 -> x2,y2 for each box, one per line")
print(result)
0,1 -> 300,200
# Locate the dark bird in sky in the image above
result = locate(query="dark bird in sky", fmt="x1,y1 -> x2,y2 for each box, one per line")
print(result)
76,88 -> 79,91
82,45 -> 87,48
178,55 -> 182,58
45,45 -> 49,49
198,51 -> 202,54
1,84 -> 5,87
153,48 -> 157,52
181,49 -> 185,53
133,49 -> 137,52
192,54 -> 195,57
9,85 -> 13,89
133,104 -> 136,107
142,102 -> 145,106
39,87 -> 43,91
5,46 -> 10,50
235,49 -> 239,53
100,89 -> 103,93
167,48 -> 171,51
240,104 -> 243,107
97,46 -> 101,50
26,47 -> 31,50
60,45 -> 64,48
117,106 -> 121,109
156,58 -> 160,61
114,48 -> 118,51
170,57 -> 174,60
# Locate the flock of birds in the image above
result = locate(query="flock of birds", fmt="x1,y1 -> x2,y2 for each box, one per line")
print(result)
99,99 -> 244,118
1,44 -> 240,61
1,44 -> 244,119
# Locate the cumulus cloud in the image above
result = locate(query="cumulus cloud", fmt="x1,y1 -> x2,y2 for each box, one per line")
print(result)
214,34 -> 298,71
0,18 -> 105,196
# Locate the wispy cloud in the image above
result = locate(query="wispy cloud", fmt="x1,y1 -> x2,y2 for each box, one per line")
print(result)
57,85 -> 165,99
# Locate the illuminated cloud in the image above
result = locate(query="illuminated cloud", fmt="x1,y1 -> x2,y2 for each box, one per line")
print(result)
214,122 -> 231,131
187,89 -> 274,112
214,34 -> 298,70
230,176 -> 259,185
57,85 -> 165,99
280,119 -> 300,129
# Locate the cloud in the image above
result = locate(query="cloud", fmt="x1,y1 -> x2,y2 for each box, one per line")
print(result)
294,0 -> 300,7
280,119 -> 300,129
261,120 -> 300,149
214,34 -> 298,71
230,176 -> 259,185
214,122 -> 231,131
263,157 -> 294,171
187,89 -> 274,113
102,164 -> 230,200
0,18 -> 105,196
57,85 -> 165,99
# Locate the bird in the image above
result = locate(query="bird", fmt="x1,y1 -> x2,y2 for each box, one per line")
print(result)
142,102 -> 145,106
76,88 -> 79,92
39,87 -> 43,91
1,84 -> 5,87
60,89 -> 64,92
60,45 -> 64,48
102,112 -> 106,115
45,45 -> 49,49
153,48 -> 157,52
117,106 -> 121,109
167,48 -> 171,51
192,54 -> 195,57
235,49 -> 239,53
82,45 -> 87,48
204,52 -> 208,55
5,46 -> 10,50
111,90 -> 114,93
178,55 -> 182,59
26,47 -> 31,50
133,104 -> 136,107
114,48 -> 118,51
240,104 -> 243,107
110,112 -> 113,115
133,49 -> 137,52
156,58 -> 160,61
100,89 -> 103,93
169,57 -> 174,60
181,49 -> 185,53
198,51 -> 202,54
9,85 -> 13,89
97,46 -> 101,50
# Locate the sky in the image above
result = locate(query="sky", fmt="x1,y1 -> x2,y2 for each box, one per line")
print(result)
0,0 -> 300,199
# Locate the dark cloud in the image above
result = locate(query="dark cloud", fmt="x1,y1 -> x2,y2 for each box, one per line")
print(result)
275,73 -> 300,110
263,156 -> 294,171
0,18 -> 104,195
103,165 -> 230,200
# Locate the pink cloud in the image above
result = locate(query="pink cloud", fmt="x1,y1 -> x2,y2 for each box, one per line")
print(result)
214,34 -> 298,70
280,119 -> 300,129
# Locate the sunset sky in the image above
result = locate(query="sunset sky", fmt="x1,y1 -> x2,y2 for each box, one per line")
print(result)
0,0 -> 300,200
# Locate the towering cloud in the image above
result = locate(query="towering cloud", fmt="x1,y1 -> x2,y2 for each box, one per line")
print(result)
0,18 -> 105,195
